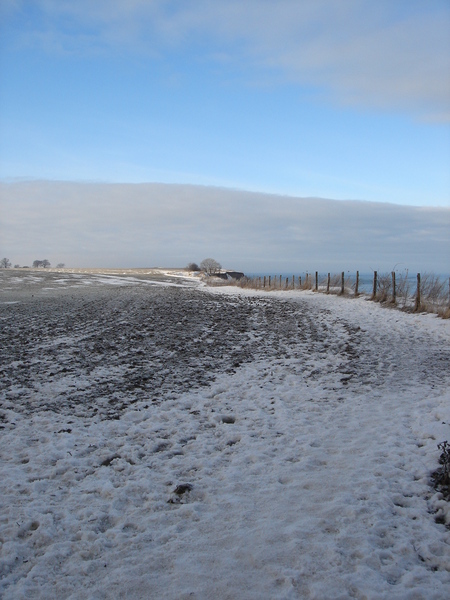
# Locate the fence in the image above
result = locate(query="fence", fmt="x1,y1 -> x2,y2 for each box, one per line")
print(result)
227,270 -> 450,318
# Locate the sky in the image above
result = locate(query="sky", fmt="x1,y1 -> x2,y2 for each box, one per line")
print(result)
0,1 -> 449,271
1,181 -> 449,274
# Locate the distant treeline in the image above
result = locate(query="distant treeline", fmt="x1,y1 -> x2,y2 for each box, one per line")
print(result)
0,258 -> 65,269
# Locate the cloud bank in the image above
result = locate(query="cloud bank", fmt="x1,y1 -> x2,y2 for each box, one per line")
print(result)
1,181 -> 448,274
5,0 -> 450,121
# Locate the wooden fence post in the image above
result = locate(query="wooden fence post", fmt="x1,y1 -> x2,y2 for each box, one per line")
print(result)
340,272 -> 345,295
315,271 -> 318,292
327,273 -> 330,294
285,277 -> 288,289
268,275 -> 271,289
263,275 -> 266,288
355,271 -> 359,296
414,273 -> 421,311
299,276 -> 302,288
391,271 -> 396,304
306,272 -> 309,289
279,275 -> 282,289
372,271 -> 377,300
292,275 -> 295,289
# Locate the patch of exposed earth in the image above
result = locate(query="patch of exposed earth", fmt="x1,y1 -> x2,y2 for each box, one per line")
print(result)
1,270 -> 448,424
0,279 -> 332,420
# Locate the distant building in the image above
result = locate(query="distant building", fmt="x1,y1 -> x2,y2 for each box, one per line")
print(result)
215,271 -> 245,281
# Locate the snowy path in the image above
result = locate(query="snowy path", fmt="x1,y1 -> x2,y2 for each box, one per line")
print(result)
1,273 -> 449,599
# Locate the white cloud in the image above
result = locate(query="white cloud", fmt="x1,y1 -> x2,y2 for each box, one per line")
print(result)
1,181 -> 449,273
7,0 -> 449,120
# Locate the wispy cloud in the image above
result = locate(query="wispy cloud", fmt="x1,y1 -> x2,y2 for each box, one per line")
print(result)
1,181 -> 448,273
6,1 -> 449,120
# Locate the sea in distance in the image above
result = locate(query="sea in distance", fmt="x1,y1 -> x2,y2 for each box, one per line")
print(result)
244,272 -> 448,295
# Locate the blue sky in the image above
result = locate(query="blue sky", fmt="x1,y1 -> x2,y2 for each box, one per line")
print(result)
1,0 -> 449,205
0,1 -> 449,272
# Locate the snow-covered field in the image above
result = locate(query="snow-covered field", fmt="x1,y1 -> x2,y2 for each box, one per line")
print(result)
1,269 -> 449,599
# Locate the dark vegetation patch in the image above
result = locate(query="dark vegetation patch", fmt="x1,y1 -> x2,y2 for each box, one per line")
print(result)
431,441 -> 450,503
168,483 -> 193,503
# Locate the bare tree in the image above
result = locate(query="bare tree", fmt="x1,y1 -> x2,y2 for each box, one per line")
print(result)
0,257 -> 11,268
200,258 -> 221,276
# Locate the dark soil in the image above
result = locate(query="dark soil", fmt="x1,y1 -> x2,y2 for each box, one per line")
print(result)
1,272 -> 339,420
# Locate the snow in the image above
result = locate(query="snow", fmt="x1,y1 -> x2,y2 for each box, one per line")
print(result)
1,270 -> 449,599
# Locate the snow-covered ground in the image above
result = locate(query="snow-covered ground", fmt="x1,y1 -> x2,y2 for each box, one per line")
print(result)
1,270 -> 449,599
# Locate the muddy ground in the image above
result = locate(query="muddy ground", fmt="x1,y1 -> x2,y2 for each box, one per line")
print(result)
1,269 -> 447,424
0,270 -> 336,421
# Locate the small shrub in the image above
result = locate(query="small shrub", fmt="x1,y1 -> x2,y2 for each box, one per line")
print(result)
431,441 -> 450,501
327,273 -> 341,294
438,307 -> 450,319
186,262 -> 200,271
376,272 -> 392,303
396,269 -> 411,309
419,273 -> 448,314
421,273 -> 446,302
